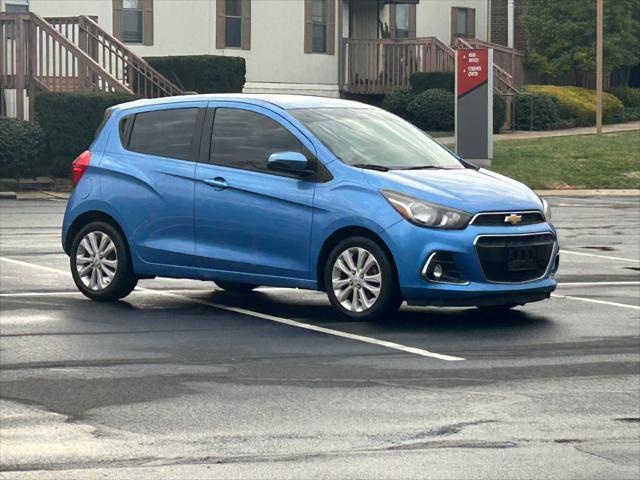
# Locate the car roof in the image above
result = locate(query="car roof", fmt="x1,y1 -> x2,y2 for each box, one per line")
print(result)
111,94 -> 371,112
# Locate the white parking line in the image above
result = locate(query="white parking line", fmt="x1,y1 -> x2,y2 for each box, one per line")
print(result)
0,256 -> 464,362
560,249 -> 640,263
551,293 -> 640,311
558,281 -> 640,287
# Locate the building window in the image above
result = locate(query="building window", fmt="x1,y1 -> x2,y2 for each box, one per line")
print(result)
394,4 -> 409,39
452,7 -> 475,39
216,0 -> 250,50
224,0 -> 242,47
4,0 -> 29,13
305,0 -> 334,55
122,0 -> 143,43
311,0 -> 327,53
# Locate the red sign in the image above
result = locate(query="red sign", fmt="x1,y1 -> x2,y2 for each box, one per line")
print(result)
457,49 -> 489,97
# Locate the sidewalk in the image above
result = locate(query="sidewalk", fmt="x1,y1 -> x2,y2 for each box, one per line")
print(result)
436,120 -> 640,145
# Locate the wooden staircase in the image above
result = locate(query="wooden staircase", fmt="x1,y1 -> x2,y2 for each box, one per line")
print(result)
341,36 -> 521,96
0,12 -> 183,120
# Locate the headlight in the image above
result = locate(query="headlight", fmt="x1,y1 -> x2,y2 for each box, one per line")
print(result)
542,198 -> 552,221
381,189 -> 472,229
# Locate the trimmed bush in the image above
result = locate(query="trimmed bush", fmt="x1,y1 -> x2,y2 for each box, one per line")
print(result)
382,90 -> 414,121
35,92 -> 136,177
493,92 -> 507,133
0,117 -> 45,180
145,55 -> 246,93
406,89 -> 454,131
524,85 -> 624,127
513,92 -> 560,130
410,72 -> 454,94
607,87 -> 640,109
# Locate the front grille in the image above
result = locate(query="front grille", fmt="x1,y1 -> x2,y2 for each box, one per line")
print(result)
475,233 -> 555,283
471,211 -> 545,226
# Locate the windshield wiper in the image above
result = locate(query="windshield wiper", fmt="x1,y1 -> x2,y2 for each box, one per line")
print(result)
351,163 -> 390,172
396,165 -> 450,171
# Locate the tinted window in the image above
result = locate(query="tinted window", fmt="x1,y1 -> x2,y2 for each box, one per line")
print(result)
128,108 -> 199,160
210,108 -> 304,173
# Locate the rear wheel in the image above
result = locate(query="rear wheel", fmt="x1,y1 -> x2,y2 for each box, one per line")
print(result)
70,221 -> 137,301
215,281 -> 258,293
324,236 -> 401,320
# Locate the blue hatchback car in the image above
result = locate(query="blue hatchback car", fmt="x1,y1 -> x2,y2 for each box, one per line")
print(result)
62,94 -> 558,320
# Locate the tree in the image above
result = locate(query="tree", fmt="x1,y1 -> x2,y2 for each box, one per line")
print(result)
524,0 -> 640,86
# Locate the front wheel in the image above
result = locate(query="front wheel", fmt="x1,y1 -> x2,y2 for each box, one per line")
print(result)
324,237 -> 401,321
70,221 -> 137,301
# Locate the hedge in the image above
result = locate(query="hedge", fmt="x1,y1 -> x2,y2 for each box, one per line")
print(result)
407,89 -> 455,131
0,117 -> 45,180
493,92 -> 506,133
35,92 -> 136,177
524,85 -> 624,127
145,55 -> 246,94
608,87 -> 640,109
410,72 -> 454,94
513,92 -> 560,130
381,90 -> 414,121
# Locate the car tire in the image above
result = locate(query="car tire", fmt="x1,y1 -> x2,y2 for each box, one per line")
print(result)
324,236 -> 401,321
215,281 -> 258,293
70,221 -> 137,301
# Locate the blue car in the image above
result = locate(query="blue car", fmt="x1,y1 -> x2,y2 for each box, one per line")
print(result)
62,94 -> 558,320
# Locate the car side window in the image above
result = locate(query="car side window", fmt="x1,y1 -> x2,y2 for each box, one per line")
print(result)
210,108 -> 306,173
126,108 -> 200,160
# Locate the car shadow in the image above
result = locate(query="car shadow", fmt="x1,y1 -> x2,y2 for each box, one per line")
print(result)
201,289 -> 554,336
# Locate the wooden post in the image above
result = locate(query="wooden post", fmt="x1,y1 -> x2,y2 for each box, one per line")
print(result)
596,0 -> 603,134
15,15 -> 25,121
28,16 -> 37,122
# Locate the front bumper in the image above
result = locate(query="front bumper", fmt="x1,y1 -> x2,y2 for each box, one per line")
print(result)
381,219 -> 558,307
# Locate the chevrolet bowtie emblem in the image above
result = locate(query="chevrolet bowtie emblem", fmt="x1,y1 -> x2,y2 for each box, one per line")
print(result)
504,213 -> 523,225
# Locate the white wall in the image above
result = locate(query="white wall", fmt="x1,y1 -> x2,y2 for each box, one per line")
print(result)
416,0 -> 489,43
26,0 -> 340,93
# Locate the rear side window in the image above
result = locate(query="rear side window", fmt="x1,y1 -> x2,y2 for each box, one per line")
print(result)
210,108 -> 305,173
127,108 -> 199,160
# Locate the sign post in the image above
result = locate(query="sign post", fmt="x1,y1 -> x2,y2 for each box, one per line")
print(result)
455,48 -> 493,167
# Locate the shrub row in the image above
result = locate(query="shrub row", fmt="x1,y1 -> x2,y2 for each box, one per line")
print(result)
523,85 -> 624,127
0,117 -> 45,180
382,87 -> 507,133
34,92 -> 136,177
145,55 -> 246,94
607,87 -> 640,122
409,72 -> 455,94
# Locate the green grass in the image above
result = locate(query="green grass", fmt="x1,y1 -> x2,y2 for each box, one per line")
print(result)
482,131 -> 639,189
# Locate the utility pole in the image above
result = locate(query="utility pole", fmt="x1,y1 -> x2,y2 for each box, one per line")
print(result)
596,0 -> 603,134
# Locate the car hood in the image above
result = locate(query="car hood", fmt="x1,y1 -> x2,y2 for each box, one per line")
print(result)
362,167 -> 543,214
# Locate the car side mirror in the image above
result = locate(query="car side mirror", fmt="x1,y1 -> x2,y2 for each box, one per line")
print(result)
267,151 -> 313,177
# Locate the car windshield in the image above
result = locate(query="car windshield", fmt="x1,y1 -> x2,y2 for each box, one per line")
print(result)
290,107 -> 464,170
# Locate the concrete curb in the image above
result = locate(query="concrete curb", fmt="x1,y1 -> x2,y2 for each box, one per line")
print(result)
0,191 -> 18,200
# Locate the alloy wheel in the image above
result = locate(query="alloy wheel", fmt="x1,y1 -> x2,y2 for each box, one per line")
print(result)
75,231 -> 118,291
331,247 -> 382,313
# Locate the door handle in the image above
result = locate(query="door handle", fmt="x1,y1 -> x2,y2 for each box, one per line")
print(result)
203,177 -> 228,190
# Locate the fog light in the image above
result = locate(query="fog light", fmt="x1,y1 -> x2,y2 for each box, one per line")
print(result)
551,254 -> 560,276
422,251 -> 466,284
433,264 -> 444,279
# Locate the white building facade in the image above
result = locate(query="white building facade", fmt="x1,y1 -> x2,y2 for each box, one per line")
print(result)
2,0 -> 491,97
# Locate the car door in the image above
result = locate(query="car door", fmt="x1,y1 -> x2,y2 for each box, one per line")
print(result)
100,102 -> 206,267
194,103 -> 318,283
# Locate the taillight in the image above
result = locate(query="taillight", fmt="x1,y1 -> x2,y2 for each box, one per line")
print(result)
71,150 -> 91,187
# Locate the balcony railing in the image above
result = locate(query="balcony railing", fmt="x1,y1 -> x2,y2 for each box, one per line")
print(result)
341,37 -> 455,95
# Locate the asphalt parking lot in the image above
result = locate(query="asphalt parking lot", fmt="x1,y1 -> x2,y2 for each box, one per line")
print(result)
1,195 -> 639,479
